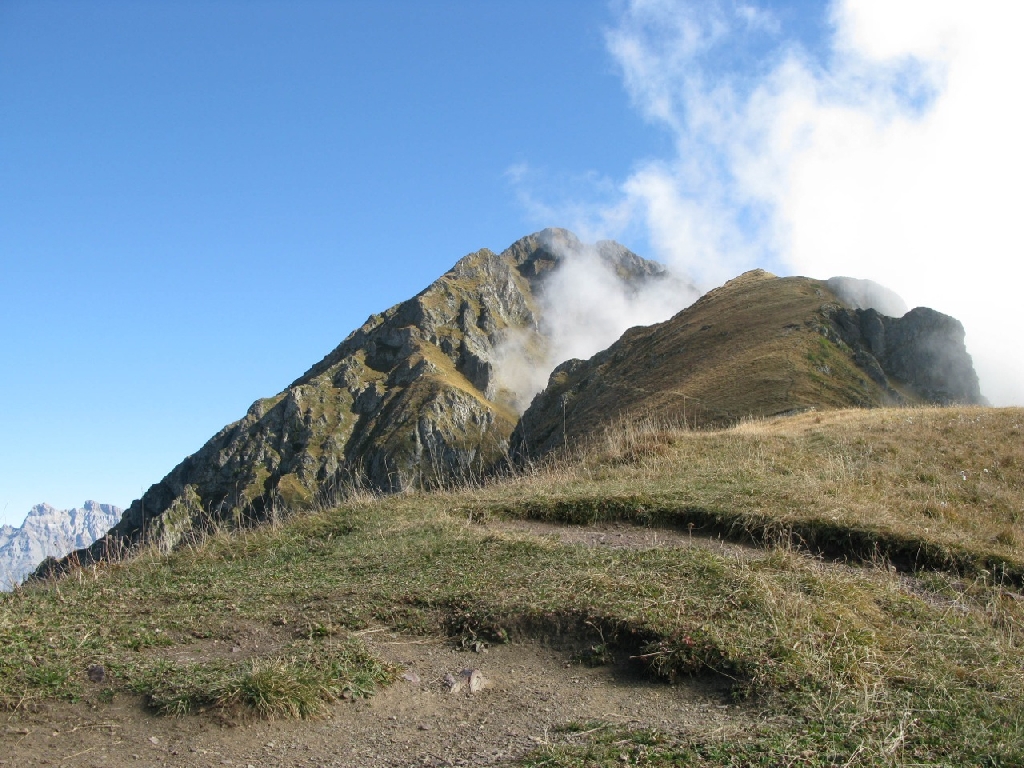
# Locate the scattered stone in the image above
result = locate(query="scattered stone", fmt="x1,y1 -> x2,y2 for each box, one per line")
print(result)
460,668 -> 486,693
148,736 -> 159,745
443,672 -> 462,694
402,671 -> 421,684
87,664 -> 106,683
231,646 -> 241,653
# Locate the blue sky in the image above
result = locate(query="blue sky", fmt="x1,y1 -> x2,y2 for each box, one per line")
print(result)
0,1 -> 666,523
2,1 -> 1020,525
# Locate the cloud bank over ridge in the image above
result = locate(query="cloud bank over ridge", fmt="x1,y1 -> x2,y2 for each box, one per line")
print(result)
514,0 -> 1023,405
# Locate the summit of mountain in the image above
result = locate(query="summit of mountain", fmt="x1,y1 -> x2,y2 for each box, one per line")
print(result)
514,269 -> 984,458
58,229 -> 679,563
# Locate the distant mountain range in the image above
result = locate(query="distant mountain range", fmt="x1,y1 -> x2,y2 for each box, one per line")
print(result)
41,230 -> 984,576
1,501 -> 122,589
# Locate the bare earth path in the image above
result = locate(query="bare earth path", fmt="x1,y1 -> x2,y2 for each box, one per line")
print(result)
1,523 -> 753,768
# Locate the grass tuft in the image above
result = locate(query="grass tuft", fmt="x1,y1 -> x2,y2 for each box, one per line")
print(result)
133,640 -> 395,718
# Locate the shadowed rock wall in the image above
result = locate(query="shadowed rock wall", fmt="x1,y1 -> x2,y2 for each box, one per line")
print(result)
829,306 -> 983,405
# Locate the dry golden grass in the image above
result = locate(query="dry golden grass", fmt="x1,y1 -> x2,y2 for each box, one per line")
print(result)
518,271 -> 899,455
478,405 -> 1024,581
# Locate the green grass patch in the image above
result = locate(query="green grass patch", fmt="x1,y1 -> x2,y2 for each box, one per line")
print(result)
2,407 -> 1023,762
475,406 -> 1024,584
130,638 -> 393,718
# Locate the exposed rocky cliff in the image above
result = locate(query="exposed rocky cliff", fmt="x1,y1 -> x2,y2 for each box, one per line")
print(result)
57,230 -> 671,564
827,305 -> 983,405
515,270 -> 984,458
1,501 -> 121,589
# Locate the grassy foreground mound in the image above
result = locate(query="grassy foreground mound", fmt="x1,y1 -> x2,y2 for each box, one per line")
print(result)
499,406 -> 1024,583
2,406 -> 1022,765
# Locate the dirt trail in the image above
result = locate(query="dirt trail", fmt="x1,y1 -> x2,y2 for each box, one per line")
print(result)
488,519 -> 753,556
1,521 -> 754,768
1,634 -> 748,768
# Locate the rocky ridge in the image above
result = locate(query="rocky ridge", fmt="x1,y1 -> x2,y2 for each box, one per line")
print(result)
40,244 -> 984,576
1,501 -> 121,589
62,230 -> 670,562
827,305 -> 983,405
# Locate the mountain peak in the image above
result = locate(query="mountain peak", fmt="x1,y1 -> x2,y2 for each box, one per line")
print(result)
44,231 -> 677,567
37,237 -> 982,578
514,270 -> 983,458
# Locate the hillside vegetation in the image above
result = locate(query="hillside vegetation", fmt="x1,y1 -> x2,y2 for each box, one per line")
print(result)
517,270 -> 982,457
3,406 -> 1022,765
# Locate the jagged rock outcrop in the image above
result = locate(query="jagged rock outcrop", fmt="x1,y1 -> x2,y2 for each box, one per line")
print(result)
515,270 -> 984,458
52,230 -> 670,566
1,502 -> 121,589
827,305 -> 983,405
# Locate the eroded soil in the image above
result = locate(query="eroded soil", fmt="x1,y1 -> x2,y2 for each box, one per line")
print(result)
1,521 -> 754,768
1,634 -> 749,768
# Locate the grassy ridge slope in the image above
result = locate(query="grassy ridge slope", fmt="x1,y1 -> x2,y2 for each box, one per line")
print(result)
516,270 -> 982,461
3,406 -> 1022,765
516,270 -> 894,457
500,406 -> 1024,583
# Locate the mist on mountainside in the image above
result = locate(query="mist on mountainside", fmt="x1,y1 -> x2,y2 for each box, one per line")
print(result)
492,229 -> 700,411
510,0 -> 1023,406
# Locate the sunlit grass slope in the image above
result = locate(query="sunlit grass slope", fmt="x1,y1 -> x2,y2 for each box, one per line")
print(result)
1,406 -> 1022,765
492,405 -> 1024,582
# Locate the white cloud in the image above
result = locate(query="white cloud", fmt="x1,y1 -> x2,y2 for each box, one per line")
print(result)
583,0 -> 1024,404
492,230 -> 699,410
831,0 -> 961,62
759,1 -> 1024,405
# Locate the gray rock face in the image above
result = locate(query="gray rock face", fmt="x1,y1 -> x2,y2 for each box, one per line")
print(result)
828,305 -> 984,404
1,502 -> 122,590
47,230 -> 671,570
